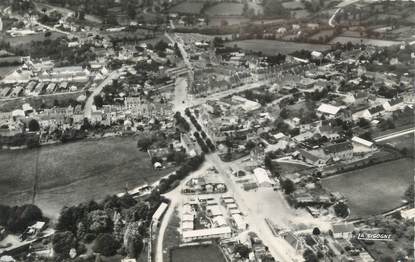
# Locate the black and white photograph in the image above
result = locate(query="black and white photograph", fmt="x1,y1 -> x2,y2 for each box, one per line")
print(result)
0,0 -> 414,261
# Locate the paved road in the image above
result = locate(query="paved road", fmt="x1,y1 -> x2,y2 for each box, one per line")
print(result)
84,70 -> 119,119
374,127 -> 415,142
328,8 -> 341,27
154,163 -> 211,262
205,154 -> 301,262
190,80 -> 270,106
172,77 -> 188,113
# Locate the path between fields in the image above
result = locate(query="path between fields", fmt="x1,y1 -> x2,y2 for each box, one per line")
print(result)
374,127 -> 415,142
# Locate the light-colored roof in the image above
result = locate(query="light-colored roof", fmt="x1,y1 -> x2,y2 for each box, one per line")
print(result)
152,202 -> 168,221
213,216 -> 227,227
182,214 -> 194,222
401,208 -> 415,220
30,221 -> 45,230
273,132 -> 287,140
232,214 -> 246,230
351,136 -> 373,147
207,205 -> 222,216
253,168 -> 273,185
182,226 -> 231,239
182,221 -> 194,230
229,209 -> 242,215
226,203 -> 238,210
223,198 -> 235,204
317,103 -> 341,115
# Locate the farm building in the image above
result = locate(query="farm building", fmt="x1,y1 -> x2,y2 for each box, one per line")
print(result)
212,216 -> 227,227
231,214 -> 246,232
351,136 -> 376,153
152,202 -> 168,222
182,227 -> 232,243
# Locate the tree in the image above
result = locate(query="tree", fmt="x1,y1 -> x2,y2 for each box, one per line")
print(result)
263,0 -> 287,16
137,135 -> 153,151
281,179 -> 295,194
45,31 -> 52,37
234,244 -> 250,258
312,227 -> 321,235
124,222 -> 143,259
94,95 -> 104,108
4,204 -> 43,233
303,249 -> 318,262
52,231 -> 75,258
334,202 -> 349,218
92,233 -> 120,257
279,108 -> 289,119
357,118 -> 370,128
28,119 -> 40,132
404,185 -> 414,204
154,40 -> 169,52
88,210 -> 112,234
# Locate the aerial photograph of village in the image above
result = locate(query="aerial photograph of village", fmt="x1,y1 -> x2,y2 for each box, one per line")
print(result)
0,0 -> 414,261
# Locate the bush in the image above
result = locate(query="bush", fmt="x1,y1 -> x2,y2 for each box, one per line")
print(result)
0,204 -> 43,233
92,233 -> 120,257
84,233 -> 97,244
87,210 -> 112,234
334,202 -> 349,218
281,179 -> 296,195
52,231 -> 76,258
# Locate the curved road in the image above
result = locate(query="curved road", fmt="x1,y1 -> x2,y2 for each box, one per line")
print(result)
84,70 -> 119,119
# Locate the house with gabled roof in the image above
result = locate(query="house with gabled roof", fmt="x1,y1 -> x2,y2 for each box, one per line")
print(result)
323,142 -> 353,161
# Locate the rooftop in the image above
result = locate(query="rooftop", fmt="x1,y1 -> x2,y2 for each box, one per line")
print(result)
317,103 -> 342,115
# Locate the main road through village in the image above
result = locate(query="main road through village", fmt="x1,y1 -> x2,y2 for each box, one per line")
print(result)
153,34 -> 334,262
82,32 -> 332,262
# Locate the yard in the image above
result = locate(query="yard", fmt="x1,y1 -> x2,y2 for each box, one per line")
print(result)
225,40 -> 330,55
170,244 -> 226,262
0,136 -> 174,219
322,158 -> 414,218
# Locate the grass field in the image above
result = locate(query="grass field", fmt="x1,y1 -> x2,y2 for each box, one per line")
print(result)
322,158 -> 414,218
379,133 -> 414,156
0,66 -> 18,79
0,136 -> 174,219
1,32 -> 66,47
205,3 -> 244,16
169,2 -> 204,14
330,36 -> 401,47
171,245 -> 226,262
225,40 -> 330,55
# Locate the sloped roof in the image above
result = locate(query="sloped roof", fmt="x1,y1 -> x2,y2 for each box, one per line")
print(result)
324,142 -> 353,154
317,103 -> 341,115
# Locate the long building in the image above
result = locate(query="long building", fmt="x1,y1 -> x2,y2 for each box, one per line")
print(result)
182,227 -> 232,243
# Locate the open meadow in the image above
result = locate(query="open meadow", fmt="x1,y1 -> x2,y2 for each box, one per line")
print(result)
0,136 -> 174,219
322,158 -> 414,218
205,3 -> 244,16
169,2 -> 204,14
225,40 -> 330,55
1,31 -> 66,48
330,36 -> 401,47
